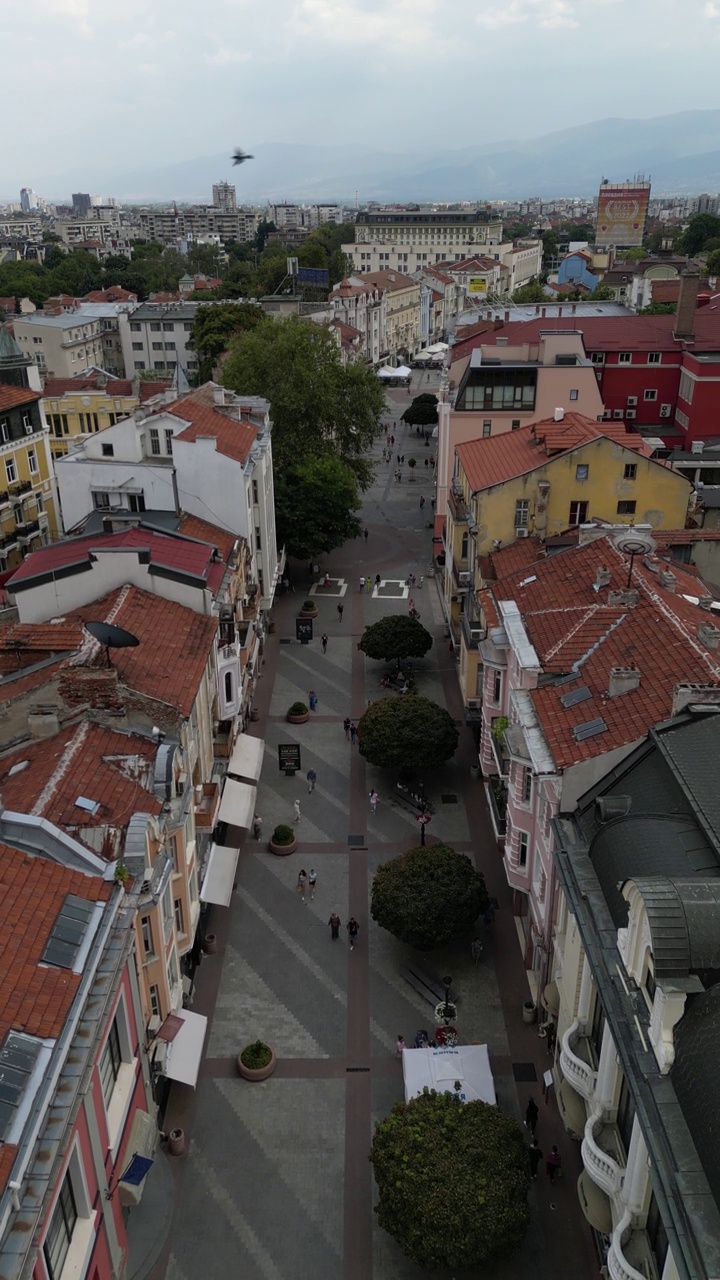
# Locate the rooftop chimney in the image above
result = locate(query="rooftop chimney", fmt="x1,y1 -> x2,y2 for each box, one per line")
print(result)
213,386 -> 226,405
672,683 -> 720,716
102,515 -> 113,534
698,594 -> 714,611
698,622 -> 720,651
554,407 -> 564,422
595,566 -> 612,589
608,588 -> 639,607
674,271 -> 701,341
608,666 -> 641,698
658,569 -> 676,592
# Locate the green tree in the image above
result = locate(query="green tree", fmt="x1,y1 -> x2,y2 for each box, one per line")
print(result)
401,393 -> 438,426
637,301 -> 676,315
359,615 -> 433,667
357,696 -> 458,771
254,220 -> 276,253
188,301 -> 263,381
511,280 -> 547,303
274,455 -> 362,560
222,317 -> 384,488
706,248 -> 720,275
371,1091 -> 529,1271
677,213 -> 720,256
371,844 -> 488,951
618,247 -> 647,262
591,284 -> 615,300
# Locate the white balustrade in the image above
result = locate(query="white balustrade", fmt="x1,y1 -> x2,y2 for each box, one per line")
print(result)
607,1212 -> 649,1280
582,1109 -> 625,1197
560,1019 -> 598,1100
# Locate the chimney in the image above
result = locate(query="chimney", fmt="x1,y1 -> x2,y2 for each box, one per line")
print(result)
608,588 -> 639,606
595,566 -> 611,589
554,407 -> 564,422
698,594 -> 714,611
674,271 -> 701,341
27,709 -> 60,739
643,555 -> 660,574
541,307 -> 547,318
504,310 -> 510,322
698,621 -> 720,651
213,386 -> 225,405
672,682 -> 720,716
608,666 -> 641,698
571,303 -> 577,315
658,569 -> 676,592
102,515 -> 113,534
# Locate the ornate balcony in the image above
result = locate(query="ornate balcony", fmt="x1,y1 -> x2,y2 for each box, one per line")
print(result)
582,1109 -> 625,1197
560,1019 -> 598,1100
607,1213 -> 651,1280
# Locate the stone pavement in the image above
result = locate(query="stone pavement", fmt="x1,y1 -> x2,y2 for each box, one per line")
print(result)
151,394 -> 601,1280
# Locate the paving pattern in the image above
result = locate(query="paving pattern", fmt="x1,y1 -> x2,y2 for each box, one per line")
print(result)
155,388 -> 600,1280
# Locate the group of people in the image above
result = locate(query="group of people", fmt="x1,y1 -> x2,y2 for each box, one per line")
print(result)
525,1098 -> 562,1183
343,717 -> 358,744
328,912 -> 359,949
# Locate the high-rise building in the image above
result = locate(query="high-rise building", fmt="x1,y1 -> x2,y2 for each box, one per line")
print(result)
72,191 -> 92,214
19,187 -> 37,212
212,181 -> 237,212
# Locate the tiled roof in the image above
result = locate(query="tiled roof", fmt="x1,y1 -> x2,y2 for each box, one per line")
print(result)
178,514 -> 236,563
655,529 -> 720,545
0,385 -> 41,411
487,537 -> 720,769
455,310 -> 720,356
6,526 -> 222,590
455,414 -> 651,492
138,380 -> 172,403
82,287 -> 137,303
42,375 -> 135,397
0,621 -> 83,675
170,390 -> 257,465
487,536 -> 547,579
355,269 -> 418,291
0,656 -> 66,700
71,584 -> 218,716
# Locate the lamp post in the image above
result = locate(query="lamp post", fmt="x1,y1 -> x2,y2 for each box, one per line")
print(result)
443,975 -> 453,1020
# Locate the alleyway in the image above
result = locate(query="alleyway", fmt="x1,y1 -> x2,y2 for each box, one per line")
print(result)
152,390 -> 600,1280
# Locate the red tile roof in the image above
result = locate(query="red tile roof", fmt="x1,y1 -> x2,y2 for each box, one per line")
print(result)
6,527 -> 222,591
454,309 -> 720,361
42,375 -> 135,398
138,380 -> 172,403
178,515 -> 236,563
82,287 -> 137,303
355,269 -> 418,292
170,390 -> 257,465
0,621 -> 84,675
0,385 -> 40,411
655,528 -> 720,545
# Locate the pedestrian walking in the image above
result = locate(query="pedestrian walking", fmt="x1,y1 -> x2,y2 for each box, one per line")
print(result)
359,576 -> 366,592
369,789 -> 379,814
309,690 -> 318,711
386,433 -> 391,445
343,717 -> 351,740
529,1140 -> 543,1180
401,454 -> 405,464
337,602 -> 344,621
347,917 -> 359,950
324,571 -> 331,587
418,575 -> 424,589
306,768 -> 317,793
349,721 -> 357,745
297,868 -> 307,902
410,573 -> 416,588
375,574 -> 381,589
431,497 -> 436,509
419,495 -> 425,508
390,434 -> 395,445
328,911 -> 341,940
397,453 -> 401,464
424,457 -> 429,468
293,799 -> 301,824
395,1035 -> 405,1059
525,1098 -> 539,1136
253,813 -> 263,841
408,597 -> 416,616
308,868 -> 317,899
546,1146 -> 562,1183
321,633 -> 328,654
364,528 -> 369,542
366,576 -> 371,593
430,455 -> 435,469
471,936 -> 484,965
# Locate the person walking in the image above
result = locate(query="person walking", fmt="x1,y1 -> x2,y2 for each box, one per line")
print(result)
529,1140 -> 543,1180
337,602 -> 344,622
359,575 -> 366,592
297,868 -> 307,902
471,936 -> 484,966
395,1035 -> 405,1059
363,528 -> 369,542
418,575 -> 424,589
306,768 -> 317,794
308,868 -> 317,899
365,576 -> 371,593
321,633 -> 328,654
419,495 -> 425,508
396,453 -> 401,465
293,799 -> 301,824
546,1146 -> 562,1183
369,789 -> 379,814
324,571 -> 331,587
328,911 -> 341,940
309,690 -> 318,711
253,813 -> 263,841
349,722 -> 357,745
347,917 -> 359,950
408,597 -> 416,616
525,1098 -> 539,1136
390,434 -> 395,445
375,574 -> 381,588
343,717 -> 351,740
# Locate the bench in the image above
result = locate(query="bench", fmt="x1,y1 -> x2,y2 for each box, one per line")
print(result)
401,964 -> 454,1007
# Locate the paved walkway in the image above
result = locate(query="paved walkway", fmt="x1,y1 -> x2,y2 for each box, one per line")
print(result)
152,395 -> 600,1280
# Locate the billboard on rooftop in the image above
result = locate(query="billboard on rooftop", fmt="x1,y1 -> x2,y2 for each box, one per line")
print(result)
595,182 -> 650,248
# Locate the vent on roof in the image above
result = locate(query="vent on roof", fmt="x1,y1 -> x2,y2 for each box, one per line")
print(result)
608,588 -> 639,607
572,717 -> 608,741
596,795 -> 632,823
698,622 -> 720,652
594,566 -> 611,591
42,893 -> 96,970
560,685 -> 592,708
75,795 -> 100,815
0,1034 -> 42,1142
608,667 -> 641,698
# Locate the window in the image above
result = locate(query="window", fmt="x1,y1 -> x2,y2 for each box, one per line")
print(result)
163,322 -> 175,332
164,429 -> 173,454
521,767 -> 532,804
575,464 -> 589,481
518,831 -> 529,867
624,463 -> 637,480
43,1172 -> 78,1280
99,1018 -> 122,1105
5,458 -> 17,484
92,491 -> 110,510
149,985 -> 161,1018
255,525 -> 262,551
590,352 -> 605,365
130,322 -> 142,331
164,341 -> 176,351
617,500 -> 636,515
141,915 -> 154,956
493,670 -> 502,703
101,443 -> 114,457
184,322 -> 193,331
152,341 -> 163,351
460,531 -> 469,559
569,501 -> 588,525
648,352 -> 661,364
618,352 -> 631,364
613,409 -> 624,419
0,418 -> 9,442
128,493 -> 146,513
149,428 -> 161,456
676,408 -> 689,430
150,322 -> 161,332
132,342 -> 143,351
626,396 -> 637,407
616,1075 -> 636,1154
153,361 -> 166,370
569,389 -> 578,401
22,413 -> 32,431
482,420 -> 491,437
514,499 -> 529,529
252,479 -> 259,504
644,389 -> 657,401
511,419 -> 521,430
134,361 -> 146,371
27,448 -> 38,474
0,1034 -> 42,1141
36,493 -> 44,513
174,898 -> 185,934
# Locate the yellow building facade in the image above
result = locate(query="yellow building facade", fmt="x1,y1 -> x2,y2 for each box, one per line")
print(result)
0,384 -> 58,571
42,375 -> 140,461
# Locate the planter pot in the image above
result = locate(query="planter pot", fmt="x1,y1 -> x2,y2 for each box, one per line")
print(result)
168,1128 -> 186,1156
287,711 -> 310,724
269,835 -> 298,856
299,607 -> 318,619
237,1047 -> 277,1081
470,764 -> 480,781
203,933 -> 217,955
522,1001 -> 537,1024
250,707 -> 260,722
268,621 -> 276,634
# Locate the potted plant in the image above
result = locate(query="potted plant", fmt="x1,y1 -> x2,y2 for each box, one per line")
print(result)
299,599 -> 318,618
237,1039 -> 277,1081
114,862 -> 131,890
269,823 -> 298,856
435,1024 -> 459,1047
287,701 -> 310,724
407,457 -> 417,480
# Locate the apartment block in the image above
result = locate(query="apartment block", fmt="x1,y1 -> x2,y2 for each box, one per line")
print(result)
13,311 -> 104,377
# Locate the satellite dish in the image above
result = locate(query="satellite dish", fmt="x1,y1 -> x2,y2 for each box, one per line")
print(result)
611,527 -> 656,557
85,620 -> 140,667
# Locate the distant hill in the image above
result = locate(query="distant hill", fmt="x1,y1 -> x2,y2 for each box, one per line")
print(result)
38,110 -> 720,203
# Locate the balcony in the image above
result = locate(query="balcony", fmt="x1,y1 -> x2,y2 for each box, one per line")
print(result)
16,519 -> 40,542
486,777 -> 508,840
193,781 -> 219,830
560,1019 -> 598,1100
448,485 -> 468,522
607,1214 -> 654,1280
9,480 -> 32,496
582,1110 -> 625,1197
490,725 -> 510,776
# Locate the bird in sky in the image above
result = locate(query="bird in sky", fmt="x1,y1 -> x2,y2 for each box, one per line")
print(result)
232,148 -> 254,165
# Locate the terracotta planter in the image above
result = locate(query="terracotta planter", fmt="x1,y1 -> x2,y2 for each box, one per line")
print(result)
203,933 -> 217,955
299,607 -> 318,619
287,711 -> 310,724
250,707 -> 260,722
237,1047 -> 277,1081
168,1128 -> 186,1156
269,835 -> 297,856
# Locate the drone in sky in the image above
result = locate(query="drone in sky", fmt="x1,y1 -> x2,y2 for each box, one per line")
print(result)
231,148 -> 254,166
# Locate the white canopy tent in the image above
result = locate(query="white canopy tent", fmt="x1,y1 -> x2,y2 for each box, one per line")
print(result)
218,777 -> 256,829
377,364 -> 412,379
425,342 -> 449,354
227,733 -> 264,782
413,350 -> 434,364
200,842 -> 240,907
402,1045 -> 496,1106
161,1010 -> 208,1088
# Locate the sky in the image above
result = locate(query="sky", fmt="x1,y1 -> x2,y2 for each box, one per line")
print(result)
4,0 -> 720,197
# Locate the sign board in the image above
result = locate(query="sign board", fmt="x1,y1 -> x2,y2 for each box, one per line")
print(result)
296,618 -> 313,644
297,267 -> 330,287
278,743 -> 301,774
468,277 -> 487,293
595,182 -> 650,247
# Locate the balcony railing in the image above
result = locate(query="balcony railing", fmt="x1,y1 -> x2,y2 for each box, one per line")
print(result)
582,1110 -> 625,1197
560,1019 -> 598,1100
607,1213 -> 651,1280
490,728 -> 510,776
448,486 -> 468,522
193,781 -> 219,830
486,778 -> 507,839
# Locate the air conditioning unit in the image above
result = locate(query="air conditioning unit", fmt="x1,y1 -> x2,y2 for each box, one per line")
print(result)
516,528 -> 530,539
625,409 -> 636,420
469,626 -> 484,641
466,699 -> 482,710
659,404 -> 671,418
458,570 -> 472,585
626,396 -> 637,407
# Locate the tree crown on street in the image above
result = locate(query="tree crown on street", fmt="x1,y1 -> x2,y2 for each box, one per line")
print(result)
371,844 -> 489,950
359,615 -> 433,664
357,695 -> 458,771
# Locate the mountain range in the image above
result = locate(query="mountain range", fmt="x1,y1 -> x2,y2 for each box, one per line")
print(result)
36,110 -> 720,203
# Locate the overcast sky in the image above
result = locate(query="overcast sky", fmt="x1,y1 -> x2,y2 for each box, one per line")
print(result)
4,0 -> 720,197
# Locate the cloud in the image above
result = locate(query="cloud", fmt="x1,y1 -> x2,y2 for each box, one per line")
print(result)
705,1 -> 720,15
293,0 -> 441,50
205,46 -> 251,65
477,0 -> 579,29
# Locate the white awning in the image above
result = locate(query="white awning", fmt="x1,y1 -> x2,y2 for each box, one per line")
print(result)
201,842 -> 240,907
163,1010 -> 208,1088
218,777 -> 256,829
403,1045 -> 496,1106
227,733 -> 264,782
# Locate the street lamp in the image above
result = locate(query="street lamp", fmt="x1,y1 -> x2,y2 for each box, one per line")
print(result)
442,975 -> 453,1020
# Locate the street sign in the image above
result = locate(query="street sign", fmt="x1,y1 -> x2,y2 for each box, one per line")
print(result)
278,743 -> 301,775
296,618 -> 313,644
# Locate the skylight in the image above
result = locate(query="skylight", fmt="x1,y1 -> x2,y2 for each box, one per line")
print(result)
42,893 -> 96,969
560,686 -> 592,708
572,718 -> 609,742
0,1033 -> 42,1141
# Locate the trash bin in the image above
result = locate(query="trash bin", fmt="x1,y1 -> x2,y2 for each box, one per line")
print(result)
522,1001 -> 537,1024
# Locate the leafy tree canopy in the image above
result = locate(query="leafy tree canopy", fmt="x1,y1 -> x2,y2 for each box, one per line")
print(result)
676,213 -> 720,256
274,455 -> 362,561
706,248 -> 720,275
401,393 -> 438,426
591,284 -> 615,299
222,316 -> 384,488
188,301 -> 263,381
371,844 -> 488,951
511,280 -> 547,303
371,1091 -> 530,1271
637,301 -> 676,315
357,696 -> 458,771
359,615 -> 433,665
